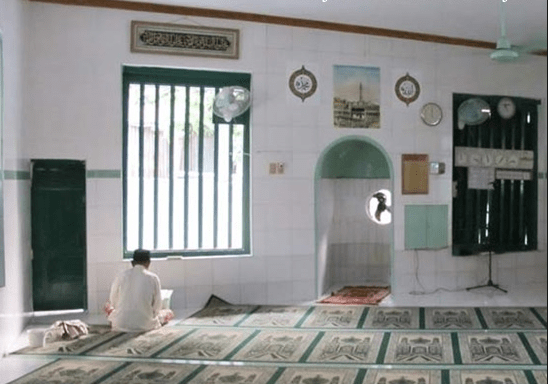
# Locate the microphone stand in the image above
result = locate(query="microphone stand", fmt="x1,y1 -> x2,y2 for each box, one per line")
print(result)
466,182 -> 507,293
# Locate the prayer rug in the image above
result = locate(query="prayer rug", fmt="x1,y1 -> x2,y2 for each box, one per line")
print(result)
458,332 -> 533,364
384,332 -> 454,364
7,358 -> 124,384
425,307 -> 483,329
535,307 -> 547,323
238,305 -> 310,327
319,286 -> 390,305
85,327 -> 191,358
184,365 -> 278,384
305,330 -> 384,363
300,305 -> 366,329
157,328 -> 255,360
99,361 -> 198,384
178,304 -> 257,326
362,307 -> 420,329
522,332 -> 547,364
363,369 -> 442,384
7,304 -> 547,384
533,370 -> 548,384
479,307 -> 545,329
231,329 -> 320,363
13,325 -> 122,355
450,370 -> 530,384
275,367 -> 360,384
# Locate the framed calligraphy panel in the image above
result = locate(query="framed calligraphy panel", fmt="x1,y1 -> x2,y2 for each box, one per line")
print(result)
131,21 -> 240,59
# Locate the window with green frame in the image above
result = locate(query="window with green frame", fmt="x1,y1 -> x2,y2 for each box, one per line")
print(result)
122,66 -> 251,258
452,93 -> 539,256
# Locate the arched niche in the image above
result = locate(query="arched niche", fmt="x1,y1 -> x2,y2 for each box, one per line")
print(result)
314,136 -> 394,298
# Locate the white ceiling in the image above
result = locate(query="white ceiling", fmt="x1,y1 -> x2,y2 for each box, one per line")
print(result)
125,0 -> 547,49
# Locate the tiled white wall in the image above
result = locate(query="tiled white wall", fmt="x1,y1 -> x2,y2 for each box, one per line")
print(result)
0,0 -> 32,356
20,2 -> 548,314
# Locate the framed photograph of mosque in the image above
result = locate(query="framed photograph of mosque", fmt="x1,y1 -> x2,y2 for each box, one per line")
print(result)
333,65 -> 380,128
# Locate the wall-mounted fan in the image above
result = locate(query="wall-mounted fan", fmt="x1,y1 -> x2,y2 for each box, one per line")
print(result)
490,0 -> 547,62
213,86 -> 251,122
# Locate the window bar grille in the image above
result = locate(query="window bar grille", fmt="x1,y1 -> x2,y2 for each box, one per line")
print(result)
242,112 -> 250,252
477,125 -> 483,246
153,85 -> 160,250
499,122 -> 508,245
168,85 -> 175,249
518,113 -> 526,244
183,86 -> 190,249
138,83 -> 145,249
228,123 -> 234,248
198,86 -> 205,248
122,83 -> 129,252
213,88 -> 220,249
508,119 -> 516,244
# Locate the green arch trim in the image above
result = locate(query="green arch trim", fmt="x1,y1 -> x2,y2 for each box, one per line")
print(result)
315,135 -> 393,179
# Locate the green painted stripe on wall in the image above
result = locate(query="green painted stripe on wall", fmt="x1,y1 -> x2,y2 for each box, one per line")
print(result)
3,170 -> 121,179
86,170 -> 121,178
3,170 -> 31,180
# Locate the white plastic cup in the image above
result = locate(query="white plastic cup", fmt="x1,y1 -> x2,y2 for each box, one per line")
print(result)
27,328 -> 47,348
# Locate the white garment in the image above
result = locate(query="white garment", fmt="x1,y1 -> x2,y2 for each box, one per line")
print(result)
108,265 -> 162,332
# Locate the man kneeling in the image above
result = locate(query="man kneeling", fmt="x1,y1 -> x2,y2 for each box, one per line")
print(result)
104,249 -> 174,332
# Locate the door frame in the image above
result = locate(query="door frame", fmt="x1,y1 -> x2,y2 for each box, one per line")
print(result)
31,159 -> 87,311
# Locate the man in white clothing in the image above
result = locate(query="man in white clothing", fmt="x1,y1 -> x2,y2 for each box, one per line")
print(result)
104,249 -> 173,332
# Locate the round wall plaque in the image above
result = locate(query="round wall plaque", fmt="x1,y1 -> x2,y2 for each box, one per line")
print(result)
289,65 -> 317,102
395,72 -> 420,106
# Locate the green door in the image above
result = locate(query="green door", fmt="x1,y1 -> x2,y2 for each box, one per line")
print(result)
31,160 -> 87,311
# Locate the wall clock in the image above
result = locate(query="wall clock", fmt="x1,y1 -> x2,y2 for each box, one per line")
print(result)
497,97 -> 516,119
420,102 -> 443,126
395,72 -> 420,106
289,65 -> 317,102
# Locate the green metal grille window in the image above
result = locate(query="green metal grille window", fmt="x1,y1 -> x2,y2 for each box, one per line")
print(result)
452,93 -> 539,256
122,66 -> 251,258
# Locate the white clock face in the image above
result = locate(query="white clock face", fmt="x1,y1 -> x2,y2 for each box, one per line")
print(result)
421,103 -> 443,126
497,97 -> 516,119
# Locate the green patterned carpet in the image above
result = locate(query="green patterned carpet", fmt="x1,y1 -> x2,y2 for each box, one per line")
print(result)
8,304 -> 547,384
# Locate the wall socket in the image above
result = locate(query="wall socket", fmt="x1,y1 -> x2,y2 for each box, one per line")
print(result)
269,162 -> 285,175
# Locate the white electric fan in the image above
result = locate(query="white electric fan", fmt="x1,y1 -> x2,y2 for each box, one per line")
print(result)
212,86 -> 251,122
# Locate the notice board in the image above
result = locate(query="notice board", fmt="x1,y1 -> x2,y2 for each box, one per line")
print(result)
402,154 -> 429,194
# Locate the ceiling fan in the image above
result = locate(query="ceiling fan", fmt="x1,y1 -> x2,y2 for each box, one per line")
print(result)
490,0 -> 547,62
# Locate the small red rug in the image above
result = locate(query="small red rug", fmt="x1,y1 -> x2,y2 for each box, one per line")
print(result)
319,286 -> 391,305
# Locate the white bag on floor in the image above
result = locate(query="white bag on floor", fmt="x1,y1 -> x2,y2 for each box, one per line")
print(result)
44,320 -> 89,343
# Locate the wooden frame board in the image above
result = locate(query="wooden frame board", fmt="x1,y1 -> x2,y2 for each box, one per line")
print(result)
402,154 -> 429,194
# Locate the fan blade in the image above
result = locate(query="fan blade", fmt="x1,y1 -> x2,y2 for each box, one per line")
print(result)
513,37 -> 547,55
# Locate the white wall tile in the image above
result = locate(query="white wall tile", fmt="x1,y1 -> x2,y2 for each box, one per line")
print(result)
239,256 -> 268,283
183,259 -> 213,287
266,255 -> 293,282
212,258 -> 241,286
267,281 -> 294,305
240,283 -> 268,304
